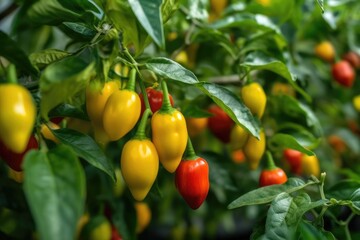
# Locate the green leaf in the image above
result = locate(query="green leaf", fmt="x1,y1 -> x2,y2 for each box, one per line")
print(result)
350,189 -> 360,214
48,103 -> 89,120
228,178 -> 317,209
144,57 -> 199,84
246,0 -> 296,23
268,133 -> 314,156
0,31 -> 38,75
23,146 -> 86,240
240,52 -> 311,102
28,0 -> 82,25
128,0 -> 165,49
40,56 -> 95,119
51,128 -> 115,181
298,220 -> 336,240
106,0 -> 151,56
29,49 -> 71,70
263,193 -> 327,240
112,198 -> 137,240
326,180 -> 360,200
209,13 -> 287,49
270,95 -> 323,137
60,22 -> 97,40
187,0 -> 208,21
198,82 -> 260,138
332,128 -> 360,154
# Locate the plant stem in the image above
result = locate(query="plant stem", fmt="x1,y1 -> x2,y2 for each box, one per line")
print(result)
7,64 -> 17,84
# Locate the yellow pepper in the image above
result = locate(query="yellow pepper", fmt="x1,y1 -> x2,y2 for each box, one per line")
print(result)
243,130 -> 266,170
241,82 -> 267,119
301,155 -> 320,177
0,84 -> 36,153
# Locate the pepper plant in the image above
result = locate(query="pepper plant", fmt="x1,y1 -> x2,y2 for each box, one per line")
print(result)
0,0 -> 360,239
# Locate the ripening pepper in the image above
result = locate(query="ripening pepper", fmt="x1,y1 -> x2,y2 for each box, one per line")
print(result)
103,69 -> 141,141
259,151 -> 288,187
332,60 -> 355,88
151,81 -> 188,173
301,154 -> 320,177
186,117 -> 208,137
0,83 -> 36,153
243,130 -> 266,170
175,138 -> 209,209
135,202 -> 152,233
0,135 -> 38,171
139,87 -> 174,115
283,148 -> 302,175
229,124 -> 249,150
207,105 -> 234,143
241,82 -> 267,119
121,109 -> 159,201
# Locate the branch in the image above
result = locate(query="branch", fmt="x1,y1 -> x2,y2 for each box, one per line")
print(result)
208,75 -> 242,85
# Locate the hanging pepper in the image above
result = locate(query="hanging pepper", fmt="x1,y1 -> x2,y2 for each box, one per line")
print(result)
207,105 -> 234,143
139,87 -> 174,115
121,109 -> 159,201
0,83 -> 36,153
301,154 -> 320,177
241,82 -> 267,119
229,124 -> 249,150
283,148 -> 302,175
151,81 -> 188,173
259,151 -> 288,187
103,69 -> 141,141
175,138 -> 210,209
243,130 -> 266,170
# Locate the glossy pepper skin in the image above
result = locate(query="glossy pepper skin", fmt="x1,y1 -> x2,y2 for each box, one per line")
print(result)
243,130 -> 266,170
301,155 -> 320,177
121,139 -> 159,201
139,87 -> 174,115
121,109 -> 159,201
283,149 -> 302,175
207,105 -> 234,143
0,84 -> 36,153
0,135 -> 38,171
103,69 -> 141,141
259,152 -> 288,187
332,60 -> 355,88
241,82 -> 267,119
175,157 -> 210,209
86,80 -> 120,126
151,81 -> 188,173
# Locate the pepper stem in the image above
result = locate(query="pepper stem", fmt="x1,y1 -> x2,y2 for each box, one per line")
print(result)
7,64 -> 17,84
184,137 -> 198,160
265,151 -> 277,170
159,80 -> 174,113
134,108 -> 151,140
139,78 -> 151,112
125,68 -> 137,91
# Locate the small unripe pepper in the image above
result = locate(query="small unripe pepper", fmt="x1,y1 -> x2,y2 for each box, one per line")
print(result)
0,83 -> 36,153
243,130 -> 266,170
151,81 -> 188,173
103,69 -> 141,141
259,151 -> 288,187
175,138 -> 210,209
121,109 -> 159,201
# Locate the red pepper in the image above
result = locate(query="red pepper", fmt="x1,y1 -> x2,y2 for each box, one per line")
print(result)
0,135 -> 38,171
139,87 -> 174,115
259,152 -> 288,187
207,105 -> 234,143
175,138 -> 210,209
283,148 -> 302,175
331,60 -> 355,88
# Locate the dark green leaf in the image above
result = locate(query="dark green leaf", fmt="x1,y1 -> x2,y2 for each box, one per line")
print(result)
0,31 -> 38,75
23,146 -> 86,240
106,0 -> 151,56
298,220 -> 336,240
144,57 -> 198,84
326,180 -> 360,200
51,128 -> 115,181
198,82 -> 260,138
48,103 -> 89,120
246,0 -> 296,23
128,0 -> 165,48
350,189 -> 360,214
40,56 -> 94,119
29,49 -> 71,69
268,133 -> 314,156
228,178 -> 317,209
241,52 -> 311,102
60,22 -> 97,40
